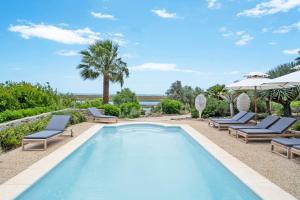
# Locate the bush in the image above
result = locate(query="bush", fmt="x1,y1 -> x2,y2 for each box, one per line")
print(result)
0,106 -> 61,123
191,107 -> 199,118
161,99 -> 182,114
75,98 -> 102,109
101,104 -> 120,117
120,102 -> 141,118
112,88 -> 139,106
202,97 -> 229,118
292,120 -> 300,131
271,102 -> 283,116
53,110 -> 86,125
0,81 -> 74,112
291,101 -> 300,113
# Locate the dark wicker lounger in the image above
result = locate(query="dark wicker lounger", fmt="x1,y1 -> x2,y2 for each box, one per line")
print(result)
228,116 -> 279,137
236,117 -> 298,143
22,115 -> 72,151
88,107 -> 118,123
291,145 -> 300,159
271,138 -> 300,158
208,111 -> 247,126
212,112 -> 256,130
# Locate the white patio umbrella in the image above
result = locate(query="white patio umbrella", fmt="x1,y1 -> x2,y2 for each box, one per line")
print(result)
226,72 -> 272,114
262,65 -> 300,89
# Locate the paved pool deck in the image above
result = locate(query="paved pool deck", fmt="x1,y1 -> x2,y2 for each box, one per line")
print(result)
0,116 -> 299,199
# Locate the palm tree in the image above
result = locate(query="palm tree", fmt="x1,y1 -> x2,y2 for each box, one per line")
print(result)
267,62 -> 300,116
77,40 -> 129,104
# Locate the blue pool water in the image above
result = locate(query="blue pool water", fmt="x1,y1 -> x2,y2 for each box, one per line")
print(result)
18,124 -> 261,200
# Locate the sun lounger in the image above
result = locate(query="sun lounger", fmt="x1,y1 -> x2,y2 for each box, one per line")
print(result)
88,107 -> 118,123
208,111 -> 247,126
22,115 -> 71,151
271,138 -> 300,158
228,116 -> 279,137
290,145 -> 300,159
236,117 -> 298,143
212,112 -> 256,130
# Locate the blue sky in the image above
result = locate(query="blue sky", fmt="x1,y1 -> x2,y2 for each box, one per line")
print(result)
0,0 -> 299,94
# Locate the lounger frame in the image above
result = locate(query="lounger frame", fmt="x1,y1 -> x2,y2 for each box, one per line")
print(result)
236,130 -> 297,143
22,129 -> 73,151
290,147 -> 300,160
270,140 -> 292,158
91,116 -> 118,123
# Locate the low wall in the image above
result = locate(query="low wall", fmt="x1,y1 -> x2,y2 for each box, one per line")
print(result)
0,108 -> 73,132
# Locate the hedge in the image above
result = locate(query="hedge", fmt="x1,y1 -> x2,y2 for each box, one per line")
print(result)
161,99 -> 182,114
120,102 -> 141,118
100,104 -> 120,117
0,106 -> 63,123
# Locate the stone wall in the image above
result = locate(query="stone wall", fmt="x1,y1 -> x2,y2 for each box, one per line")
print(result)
0,108 -> 72,131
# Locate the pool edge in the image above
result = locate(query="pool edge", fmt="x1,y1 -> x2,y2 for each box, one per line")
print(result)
0,122 -> 297,200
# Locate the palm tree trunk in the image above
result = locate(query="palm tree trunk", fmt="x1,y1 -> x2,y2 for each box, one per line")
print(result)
103,75 -> 110,104
229,103 -> 234,117
265,99 -> 271,114
283,102 -> 292,116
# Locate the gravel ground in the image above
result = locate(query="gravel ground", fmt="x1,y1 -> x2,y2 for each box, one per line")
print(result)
0,117 -> 299,199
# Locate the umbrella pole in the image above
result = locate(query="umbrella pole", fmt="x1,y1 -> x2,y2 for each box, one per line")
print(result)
254,86 -> 257,120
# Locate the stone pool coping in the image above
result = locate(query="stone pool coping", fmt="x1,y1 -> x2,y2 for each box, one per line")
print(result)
0,122 -> 296,200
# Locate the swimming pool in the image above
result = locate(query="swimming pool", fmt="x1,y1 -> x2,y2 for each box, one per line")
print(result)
17,124 -> 261,200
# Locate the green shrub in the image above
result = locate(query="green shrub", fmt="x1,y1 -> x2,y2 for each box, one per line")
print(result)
292,120 -> 300,131
101,104 -> 120,117
291,101 -> 300,113
161,99 -> 182,114
0,81 -> 73,112
53,110 -> 86,125
271,102 -> 283,116
112,88 -> 139,106
191,107 -> 199,118
202,97 -> 229,118
120,102 -> 141,118
0,106 -> 62,123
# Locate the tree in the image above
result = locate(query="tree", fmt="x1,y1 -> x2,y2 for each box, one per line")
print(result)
77,40 -> 129,104
219,90 -> 239,117
267,62 -> 300,116
206,84 -> 226,99
166,81 -> 183,101
112,88 -> 138,106
165,81 -> 203,108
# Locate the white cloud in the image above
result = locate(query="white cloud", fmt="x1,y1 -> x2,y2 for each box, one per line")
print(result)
220,27 -> 253,46
229,70 -> 241,75
9,22 -> 101,45
235,34 -> 253,46
207,0 -> 222,9
90,11 -> 116,20
56,50 -> 79,56
274,21 -> 300,33
262,27 -> 270,32
282,48 -> 300,54
114,33 -> 124,37
237,0 -> 300,17
269,41 -> 277,45
129,63 -> 202,73
151,9 -> 177,19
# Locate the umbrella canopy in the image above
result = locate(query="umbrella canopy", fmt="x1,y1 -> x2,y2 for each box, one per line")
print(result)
226,72 -> 273,90
226,72 -> 271,116
262,66 -> 300,89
